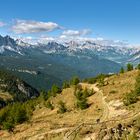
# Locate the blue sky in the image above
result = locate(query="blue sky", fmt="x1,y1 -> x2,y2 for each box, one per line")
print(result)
0,0 -> 140,44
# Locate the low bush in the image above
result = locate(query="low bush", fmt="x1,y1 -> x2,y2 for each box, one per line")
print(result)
58,101 -> 67,114
45,100 -> 54,110
76,98 -> 89,110
123,91 -> 138,106
109,90 -> 117,94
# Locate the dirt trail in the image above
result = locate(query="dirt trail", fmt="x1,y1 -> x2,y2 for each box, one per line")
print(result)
64,83 -> 140,140
63,84 -> 110,140
80,83 -> 110,121
2,83 -> 140,140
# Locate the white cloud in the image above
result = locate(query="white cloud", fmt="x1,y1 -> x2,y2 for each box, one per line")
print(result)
38,36 -> 55,43
12,20 -> 60,34
62,29 -> 92,37
0,21 -> 6,27
62,30 -> 81,36
59,35 -> 67,39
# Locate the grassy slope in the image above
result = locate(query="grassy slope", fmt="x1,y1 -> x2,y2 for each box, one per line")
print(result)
0,91 -> 13,101
0,70 -> 140,140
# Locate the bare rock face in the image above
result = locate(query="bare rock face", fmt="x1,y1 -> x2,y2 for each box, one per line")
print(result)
18,83 -> 28,95
0,70 -> 39,102
14,79 -> 39,101
17,80 -> 39,99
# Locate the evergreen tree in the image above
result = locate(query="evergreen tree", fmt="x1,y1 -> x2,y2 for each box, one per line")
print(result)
123,91 -> 137,106
135,72 -> 140,95
2,121 -> 14,132
127,63 -> 133,71
39,90 -> 48,100
70,76 -> 80,85
62,81 -> 70,89
120,67 -> 124,73
45,100 -> 54,110
50,84 -> 62,97
137,64 -> 140,70
58,101 -> 67,113
76,98 -> 89,110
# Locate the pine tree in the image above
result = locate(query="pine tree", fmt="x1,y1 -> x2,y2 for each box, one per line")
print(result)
137,64 -> 140,70
120,67 -> 124,73
58,101 -> 67,113
127,63 -> 133,71
70,76 -> 80,85
62,81 -> 70,89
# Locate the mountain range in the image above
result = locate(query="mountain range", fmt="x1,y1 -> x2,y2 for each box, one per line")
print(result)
0,35 -> 140,90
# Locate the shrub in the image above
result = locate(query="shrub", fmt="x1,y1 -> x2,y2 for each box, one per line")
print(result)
109,90 -> 117,94
2,121 -> 14,132
75,90 -> 83,100
135,72 -> 140,96
120,67 -> 124,73
0,101 -> 35,131
70,77 -> 80,85
123,91 -> 138,106
86,78 -> 96,84
58,101 -> 67,114
45,100 -> 54,110
82,88 -> 94,98
134,117 -> 140,130
137,64 -> 140,70
51,84 -> 62,95
83,74 -> 110,85
39,90 -> 48,101
74,88 -> 92,110
127,63 -> 133,71
47,84 -> 62,97
62,81 -> 70,89
13,106 -> 28,124
127,133 -> 138,140
123,71 -> 140,106
76,98 -> 89,110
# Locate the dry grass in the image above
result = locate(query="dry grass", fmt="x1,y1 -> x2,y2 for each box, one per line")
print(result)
101,70 -> 138,102
1,70 -> 140,140
0,91 -> 13,101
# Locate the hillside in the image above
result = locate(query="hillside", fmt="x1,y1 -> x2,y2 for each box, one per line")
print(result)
0,70 -> 39,104
0,69 -> 140,140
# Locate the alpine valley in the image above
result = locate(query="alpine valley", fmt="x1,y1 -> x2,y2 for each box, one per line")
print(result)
0,35 -> 140,90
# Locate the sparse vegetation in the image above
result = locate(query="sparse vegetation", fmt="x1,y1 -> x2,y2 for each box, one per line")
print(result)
62,81 -> 70,89
57,100 -> 67,113
135,72 -> 140,96
123,71 -> 140,106
137,63 -> 140,70
123,91 -> 138,106
120,67 -> 124,73
1,68 -> 140,139
84,74 -> 110,85
0,102 -> 32,131
45,100 -> 54,110
70,76 -> 80,85
76,97 -> 89,110
47,84 -> 62,97
109,90 -> 117,94
74,87 -> 94,110
127,133 -> 138,140
127,63 -> 133,71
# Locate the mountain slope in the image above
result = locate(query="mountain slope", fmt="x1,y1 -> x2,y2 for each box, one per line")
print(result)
0,35 -> 140,90
0,70 -> 39,103
1,70 -> 140,139
128,50 -> 140,65
0,35 -> 122,90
